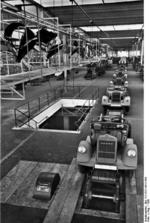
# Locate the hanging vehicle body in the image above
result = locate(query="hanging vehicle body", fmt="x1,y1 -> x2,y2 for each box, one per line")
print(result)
4,23 -> 59,62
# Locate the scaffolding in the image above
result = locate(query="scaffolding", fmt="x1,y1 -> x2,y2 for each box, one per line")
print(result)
1,1 -> 98,100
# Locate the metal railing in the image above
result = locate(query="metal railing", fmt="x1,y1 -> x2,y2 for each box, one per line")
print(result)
14,86 -> 100,128
75,89 -> 99,129
14,86 -> 89,127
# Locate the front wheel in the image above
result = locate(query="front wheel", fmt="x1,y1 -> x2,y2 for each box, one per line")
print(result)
124,106 -> 129,114
128,123 -> 132,138
103,106 -> 108,114
78,165 -> 88,174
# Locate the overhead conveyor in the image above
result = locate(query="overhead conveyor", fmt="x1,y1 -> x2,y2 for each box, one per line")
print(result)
1,1 -> 98,100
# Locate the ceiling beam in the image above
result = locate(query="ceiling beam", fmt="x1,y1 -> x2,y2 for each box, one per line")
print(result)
46,1 -> 143,27
67,17 -> 143,27
100,38 -> 135,48
86,29 -> 142,38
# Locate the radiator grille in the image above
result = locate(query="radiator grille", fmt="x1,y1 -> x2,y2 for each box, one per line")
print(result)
116,78 -> 122,85
97,141 -> 116,160
112,92 -> 121,103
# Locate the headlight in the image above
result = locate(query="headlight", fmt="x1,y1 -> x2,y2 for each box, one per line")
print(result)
127,149 -> 136,157
78,146 -> 87,153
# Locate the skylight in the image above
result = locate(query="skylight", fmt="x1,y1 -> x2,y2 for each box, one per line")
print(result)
80,24 -> 144,32
31,0 -> 142,7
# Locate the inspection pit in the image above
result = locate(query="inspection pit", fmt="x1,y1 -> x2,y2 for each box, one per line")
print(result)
20,99 -> 96,133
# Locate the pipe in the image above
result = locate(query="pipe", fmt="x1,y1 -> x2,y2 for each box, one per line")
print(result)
69,0 -> 116,47
92,194 -> 115,200
2,4 -> 65,35
2,3 -> 91,45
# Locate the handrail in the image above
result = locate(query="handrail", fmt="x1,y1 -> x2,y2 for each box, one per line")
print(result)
75,89 -> 98,129
15,108 -> 29,119
15,108 -> 38,128
14,86 -> 99,128
35,116 -> 49,126
75,108 -> 89,127
16,118 -> 34,129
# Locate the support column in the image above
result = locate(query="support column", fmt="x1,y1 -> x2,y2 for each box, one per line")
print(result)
79,36 -> 80,64
140,39 -> 144,65
64,69 -> 67,93
63,115 -> 69,130
63,34 -> 67,66
6,51 -> 10,75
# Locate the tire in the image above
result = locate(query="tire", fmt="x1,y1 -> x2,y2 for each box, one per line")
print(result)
127,122 -> 131,137
103,106 -> 107,115
90,131 -> 96,147
125,106 -> 129,113
78,165 -> 87,174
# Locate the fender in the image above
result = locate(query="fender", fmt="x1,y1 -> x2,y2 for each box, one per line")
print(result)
124,74 -> 128,79
109,81 -> 113,87
77,138 -> 92,163
123,96 -> 130,105
102,95 -> 109,105
122,144 -> 137,168
125,81 -> 128,88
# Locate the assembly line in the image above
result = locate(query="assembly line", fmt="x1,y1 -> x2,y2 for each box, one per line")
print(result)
0,1 -> 144,223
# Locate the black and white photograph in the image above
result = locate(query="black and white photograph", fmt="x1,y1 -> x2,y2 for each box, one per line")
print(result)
0,0 -> 146,223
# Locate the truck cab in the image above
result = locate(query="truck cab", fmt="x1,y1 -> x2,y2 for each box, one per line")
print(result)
102,86 -> 130,113
77,114 -> 137,172
112,70 -> 128,88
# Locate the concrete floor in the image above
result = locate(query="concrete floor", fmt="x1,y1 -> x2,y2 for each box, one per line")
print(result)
1,64 -> 144,222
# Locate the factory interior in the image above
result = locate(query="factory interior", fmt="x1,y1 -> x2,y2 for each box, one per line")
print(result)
0,0 -> 146,223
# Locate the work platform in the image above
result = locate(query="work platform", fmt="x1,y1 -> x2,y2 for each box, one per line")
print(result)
1,66 -> 70,87
0,62 -> 88,100
1,61 -> 90,87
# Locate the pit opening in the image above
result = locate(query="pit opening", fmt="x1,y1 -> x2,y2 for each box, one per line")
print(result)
39,106 -> 92,131
17,99 -> 96,133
